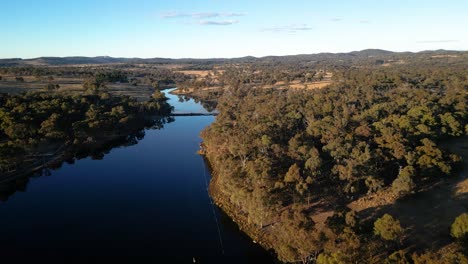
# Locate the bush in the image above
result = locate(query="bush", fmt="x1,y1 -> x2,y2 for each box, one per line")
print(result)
392,166 -> 415,196
451,213 -> 468,240
374,214 -> 404,242
385,250 -> 410,264
317,252 -> 346,264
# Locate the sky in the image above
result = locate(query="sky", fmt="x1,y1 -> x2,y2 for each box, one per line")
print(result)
1,0 -> 467,59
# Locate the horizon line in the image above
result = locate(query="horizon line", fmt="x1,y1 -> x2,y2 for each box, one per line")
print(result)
0,48 -> 466,61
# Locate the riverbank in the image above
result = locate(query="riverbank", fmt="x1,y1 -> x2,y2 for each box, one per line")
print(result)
0,114 -> 169,183
201,136 -> 468,263
202,151 -> 279,261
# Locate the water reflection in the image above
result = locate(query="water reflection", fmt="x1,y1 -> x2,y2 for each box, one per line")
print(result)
0,90 -> 273,263
164,88 -> 218,114
0,116 -> 174,202
176,95 -> 217,113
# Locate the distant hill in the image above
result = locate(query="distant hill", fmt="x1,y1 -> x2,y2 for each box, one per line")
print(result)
350,49 -> 396,56
0,49 -> 466,66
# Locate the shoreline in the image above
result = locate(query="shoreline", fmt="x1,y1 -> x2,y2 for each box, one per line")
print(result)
201,153 -> 279,261
0,127 -> 153,183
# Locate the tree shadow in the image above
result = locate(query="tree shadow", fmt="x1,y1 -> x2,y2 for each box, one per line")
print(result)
0,116 -> 173,202
358,175 -> 468,250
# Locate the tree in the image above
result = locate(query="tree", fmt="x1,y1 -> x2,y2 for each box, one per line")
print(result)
44,83 -> 59,91
152,82 -> 160,90
412,250 -> 468,264
152,89 -> 166,100
83,77 -> 106,94
284,163 -> 301,183
345,210 -> 358,228
386,250 -> 410,264
305,147 -> 322,176
317,252 -> 346,264
392,166 -> 415,196
451,213 -> 468,240
416,138 -> 451,174
374,214 -> 404,242
39,113 -> 66,139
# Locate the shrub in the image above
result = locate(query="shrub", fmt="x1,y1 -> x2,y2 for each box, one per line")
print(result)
451,213 -> 468,240
374,214 -> 404,242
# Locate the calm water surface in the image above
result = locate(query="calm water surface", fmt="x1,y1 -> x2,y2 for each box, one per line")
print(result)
0,89 -> 272,263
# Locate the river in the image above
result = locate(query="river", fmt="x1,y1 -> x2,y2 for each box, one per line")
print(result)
0,89 -> 273,263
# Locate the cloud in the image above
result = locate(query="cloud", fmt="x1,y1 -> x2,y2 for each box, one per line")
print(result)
192,12 -> 220,18
160,11 -> 244,26
161,12 -> 190,18
416,40 -> 459,44
161,12 -> 245,19
221,12 -> 246,17
199,20 -> 239,26
330,18 -> 370,24
261,24 -> 313,33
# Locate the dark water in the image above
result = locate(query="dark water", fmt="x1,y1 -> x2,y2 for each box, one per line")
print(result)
165,88 -> 215,114
0,89 -> 273,263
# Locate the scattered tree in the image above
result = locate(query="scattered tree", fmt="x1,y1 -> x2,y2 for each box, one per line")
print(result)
451,213 -> 468,241
374,214 -> 404,242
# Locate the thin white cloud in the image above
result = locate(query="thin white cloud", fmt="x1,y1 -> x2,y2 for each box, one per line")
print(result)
161,12 -> 190,18
199,20 -> 239,26
330,18 -> 370,24
193,12 -> 220,18
416,40 -> 459,43
161,12 -> 245,19
221,12 -> 246,17
261,24 -> 313,33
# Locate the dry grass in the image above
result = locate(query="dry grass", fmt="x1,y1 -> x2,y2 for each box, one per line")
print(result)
348,188 -> 399,212
171,86 -> 221,95
311,210 -> 335,230
158,64 -> 189,70
381,60 -> 406,67
431,55 -> 460,58
0,75 -> 154,101
289,81 -> 333,90
175,70 -> 213,77
174,78 -> 333,95
455,178 -> 468,196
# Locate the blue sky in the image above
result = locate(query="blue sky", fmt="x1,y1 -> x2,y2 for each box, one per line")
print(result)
1,0 -> 467,58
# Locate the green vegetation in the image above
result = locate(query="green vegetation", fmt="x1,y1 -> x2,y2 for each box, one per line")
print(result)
451,213 -> 468,240
374,214 -> 403,242
201,56 -> 468,262
0,88 -> 172,177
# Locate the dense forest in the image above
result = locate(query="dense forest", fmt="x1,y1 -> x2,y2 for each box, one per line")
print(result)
201,59 -> 468,263
0,79 -> 173,179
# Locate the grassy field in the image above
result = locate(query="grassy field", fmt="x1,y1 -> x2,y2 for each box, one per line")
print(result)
175,70 -> 212,77
0,75 -> 155,101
